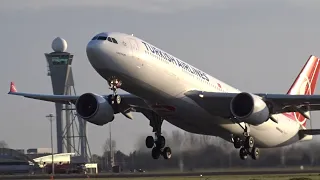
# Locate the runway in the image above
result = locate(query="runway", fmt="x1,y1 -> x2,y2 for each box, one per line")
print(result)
0,169 -> 319,179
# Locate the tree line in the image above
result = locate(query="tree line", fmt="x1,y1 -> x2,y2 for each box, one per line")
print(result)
1,132 -> 318,172
0,141 -> 8,149
92,130 -> 320,172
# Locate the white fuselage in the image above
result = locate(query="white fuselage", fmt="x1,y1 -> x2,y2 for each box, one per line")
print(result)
86,32 -> 308,148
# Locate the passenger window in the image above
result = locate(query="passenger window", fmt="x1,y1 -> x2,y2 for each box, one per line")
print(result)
97,36 -> 107,40
112,38 -> 118,44
107,37 -> 112,42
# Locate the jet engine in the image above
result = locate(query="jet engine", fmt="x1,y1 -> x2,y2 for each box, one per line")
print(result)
230,92 -> 270,125
75,93 -> 114,126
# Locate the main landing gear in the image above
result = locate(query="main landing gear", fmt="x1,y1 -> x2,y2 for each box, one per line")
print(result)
145,113 -> 172,160
232,123 -> 260,160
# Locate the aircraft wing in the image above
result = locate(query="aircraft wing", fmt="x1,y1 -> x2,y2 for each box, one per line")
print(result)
185,90 -> 320,118
9,91 -> 79,104
8,82 -> 150,115
255,93 -> 320,113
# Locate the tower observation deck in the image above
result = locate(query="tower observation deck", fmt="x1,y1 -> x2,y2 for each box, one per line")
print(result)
45,37 -> 91,162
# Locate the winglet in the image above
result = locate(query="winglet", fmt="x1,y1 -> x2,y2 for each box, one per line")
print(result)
9,82 -> 17,93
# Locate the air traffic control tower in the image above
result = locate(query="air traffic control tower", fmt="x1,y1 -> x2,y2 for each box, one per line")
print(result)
45,37 -> 91,162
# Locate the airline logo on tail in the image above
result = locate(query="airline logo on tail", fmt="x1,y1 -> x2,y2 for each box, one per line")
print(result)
286,55 -> 320,127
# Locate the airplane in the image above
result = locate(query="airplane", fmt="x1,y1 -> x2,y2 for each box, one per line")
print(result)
8,32 -> 320,161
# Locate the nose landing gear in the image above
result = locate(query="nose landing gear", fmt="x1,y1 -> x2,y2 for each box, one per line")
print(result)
108,78 -> 122,105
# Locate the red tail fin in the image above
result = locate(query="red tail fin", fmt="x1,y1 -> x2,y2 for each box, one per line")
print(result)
286,55 -> 320,127
9,82 -> 17,93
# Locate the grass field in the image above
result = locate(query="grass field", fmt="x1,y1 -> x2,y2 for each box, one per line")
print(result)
32,174 -> 319,180
145,166 -> 320,173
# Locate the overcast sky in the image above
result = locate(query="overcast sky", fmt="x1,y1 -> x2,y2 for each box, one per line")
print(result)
1,0 -> 320,155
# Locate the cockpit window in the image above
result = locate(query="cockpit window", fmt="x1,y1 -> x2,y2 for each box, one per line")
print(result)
92,34 -> 118,45
97,36 -> 117,44
112,38 -> 118,44
97,36 -> 107,40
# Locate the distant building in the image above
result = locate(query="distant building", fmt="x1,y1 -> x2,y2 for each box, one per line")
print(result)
27,148 -> 52,154
14,149 -> 25,154
0,148 -> 39,174
0,148 -> 97,174
24,148 -> 52,160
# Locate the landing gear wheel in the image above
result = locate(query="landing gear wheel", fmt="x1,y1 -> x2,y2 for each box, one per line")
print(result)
244,136 -> 254,148
109,95 -> 121,105
115,95 -> 121,105
151,147 -> 161,159
239,148 -> 248,160
251,147 -> 260,160
156,136 -> 166,148
162,147 -> 172,160
146,136 -> 154,149
233,136 -> 242,149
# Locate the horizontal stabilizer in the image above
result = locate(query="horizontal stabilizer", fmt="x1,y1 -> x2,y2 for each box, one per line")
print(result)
299,129 -> 320,135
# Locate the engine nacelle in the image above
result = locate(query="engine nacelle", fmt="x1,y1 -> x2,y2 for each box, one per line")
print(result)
230,92 -> 269,125
75,93 -> 114,126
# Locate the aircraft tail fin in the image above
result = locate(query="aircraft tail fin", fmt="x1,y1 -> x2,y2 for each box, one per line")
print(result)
286,55 -> 320,127
286,55 -> 320,95
9,82 -> 17,93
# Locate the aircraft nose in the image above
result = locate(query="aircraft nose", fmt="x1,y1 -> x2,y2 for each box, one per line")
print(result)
86,40 -> 104,56
86,40 -> 109,67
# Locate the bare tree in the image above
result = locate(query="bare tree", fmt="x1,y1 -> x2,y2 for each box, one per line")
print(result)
0,140 -> 8,148
103,139 -> 116,153
171,130 -> 183,144
102,138 -> 117,169
134,135 -> 149,152
169,130 -> 184,152
182,132 -> 201,151
91,154 -> 100,163
200,135 -> 213,148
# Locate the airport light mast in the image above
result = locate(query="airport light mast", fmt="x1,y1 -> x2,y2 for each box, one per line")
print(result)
109,123 -> 115,168
46,113 -> 55,175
